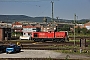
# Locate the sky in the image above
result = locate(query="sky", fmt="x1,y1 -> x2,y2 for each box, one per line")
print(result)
0,0 -> 90,20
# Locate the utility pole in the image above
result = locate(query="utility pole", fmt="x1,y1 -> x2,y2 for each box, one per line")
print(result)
51,1 -> 54,22
51,1 -> 54,31
7,17 -> 8,41
74,14 -> 76,46
5,16 -> 8,41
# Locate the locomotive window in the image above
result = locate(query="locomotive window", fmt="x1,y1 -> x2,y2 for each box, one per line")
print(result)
34,33 -> 38,37
32,29 -> 36,30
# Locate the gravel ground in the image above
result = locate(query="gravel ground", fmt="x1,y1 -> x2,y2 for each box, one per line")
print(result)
0,50 -> 90,59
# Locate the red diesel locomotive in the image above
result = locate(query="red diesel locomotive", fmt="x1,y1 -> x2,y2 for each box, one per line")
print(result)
32,31 -> 69,42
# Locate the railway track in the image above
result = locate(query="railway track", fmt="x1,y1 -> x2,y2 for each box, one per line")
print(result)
0,40 -> 89,50
69,37 -> 90,40
0,58 -> 80,60
0,41 -> 78,45
21,42 -> 80,50
0,42 -> 80,50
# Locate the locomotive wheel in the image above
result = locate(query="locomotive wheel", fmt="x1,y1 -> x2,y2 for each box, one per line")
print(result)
34,39 -> 38,42
56,39 -> 60,42
61,39 -> 65,42
41,39 -> 45,42
34,40 -> 38,42
53,40 -> 57,42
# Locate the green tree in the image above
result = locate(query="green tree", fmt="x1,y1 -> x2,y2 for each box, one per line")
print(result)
81,28 -> 87,34
59,24 -> 70,31
87,30 -> 90,34
75,26 -> 81,33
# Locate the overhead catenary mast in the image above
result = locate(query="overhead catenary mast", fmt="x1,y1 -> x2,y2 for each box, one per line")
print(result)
74,14 -> 76,46
50,1 -> 55,31
51,1 -> 54,22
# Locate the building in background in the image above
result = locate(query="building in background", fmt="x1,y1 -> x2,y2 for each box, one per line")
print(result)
84,21 -> 90,30
0,28 -> 11,41
12,22 -> 23,36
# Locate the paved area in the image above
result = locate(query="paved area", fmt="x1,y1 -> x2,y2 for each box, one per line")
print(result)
0,50 -> 90,59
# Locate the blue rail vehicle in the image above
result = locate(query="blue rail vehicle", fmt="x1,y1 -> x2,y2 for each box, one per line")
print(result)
6,44 -> 21,54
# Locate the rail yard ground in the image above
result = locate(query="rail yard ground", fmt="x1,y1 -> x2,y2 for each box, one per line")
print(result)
0,40 -> 90,60
0,50 -> 90,60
